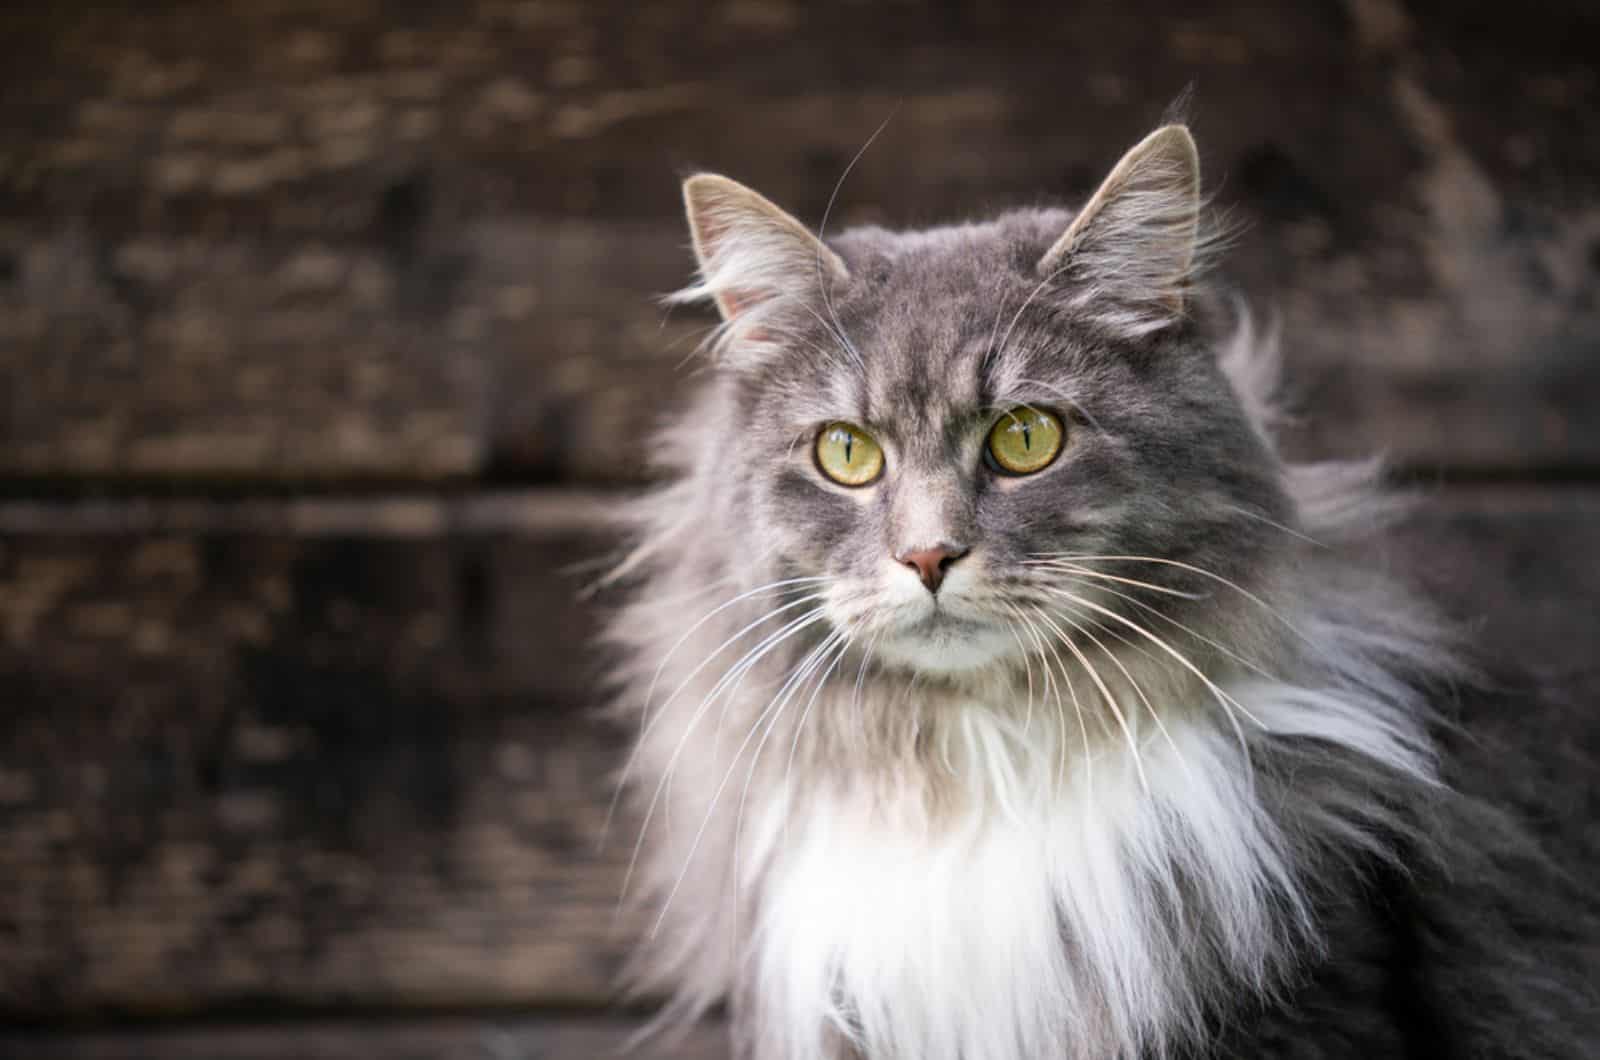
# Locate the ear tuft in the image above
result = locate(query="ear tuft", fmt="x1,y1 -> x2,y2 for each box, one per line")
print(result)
1037,124 -> 1203,332
678,174 -> 849,324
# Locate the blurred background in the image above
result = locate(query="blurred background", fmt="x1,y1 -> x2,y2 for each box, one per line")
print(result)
1,1 -> 1596,1057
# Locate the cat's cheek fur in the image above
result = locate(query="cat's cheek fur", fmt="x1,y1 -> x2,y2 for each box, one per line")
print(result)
766,467 -> 870,568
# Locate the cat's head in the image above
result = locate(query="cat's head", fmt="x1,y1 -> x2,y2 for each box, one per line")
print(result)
674,126 -> 1292,677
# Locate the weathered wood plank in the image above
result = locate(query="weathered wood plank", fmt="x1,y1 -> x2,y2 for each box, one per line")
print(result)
1,0 -> 1597,478
0,1017 -> 729,1060
0,487 -> 1597,1019
0,496 -> 631,1015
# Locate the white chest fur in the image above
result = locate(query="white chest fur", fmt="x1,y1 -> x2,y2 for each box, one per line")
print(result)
737,695 -> 1335,1060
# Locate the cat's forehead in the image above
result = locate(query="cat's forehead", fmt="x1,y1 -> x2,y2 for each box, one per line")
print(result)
823,209 -> 1077,423
832,208 -> 1071,293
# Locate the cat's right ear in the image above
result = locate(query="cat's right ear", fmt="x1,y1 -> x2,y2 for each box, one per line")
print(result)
679,174 -> 849,324
1036,125 -> 1202,336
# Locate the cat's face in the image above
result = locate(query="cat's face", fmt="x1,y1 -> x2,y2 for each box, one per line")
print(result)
680,127 -> 1291,678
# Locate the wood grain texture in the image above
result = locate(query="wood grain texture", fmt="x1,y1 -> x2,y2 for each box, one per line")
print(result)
1,487 -> 1596,1020
2,0 -> 1598,479
0,1017 -> 729,1060
0,498 -> 629,1016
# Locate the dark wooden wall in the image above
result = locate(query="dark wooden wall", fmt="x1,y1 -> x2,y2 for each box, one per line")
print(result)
2,0 -> 1597,1056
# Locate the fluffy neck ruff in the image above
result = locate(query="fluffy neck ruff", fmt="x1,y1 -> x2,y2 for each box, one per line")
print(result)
737,635 -> 1441,1060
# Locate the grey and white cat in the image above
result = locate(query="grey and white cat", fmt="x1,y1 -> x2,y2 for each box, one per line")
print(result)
606,125 -> 1597,1059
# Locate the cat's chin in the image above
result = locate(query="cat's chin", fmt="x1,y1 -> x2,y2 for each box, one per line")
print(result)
872,617 -> 1017,676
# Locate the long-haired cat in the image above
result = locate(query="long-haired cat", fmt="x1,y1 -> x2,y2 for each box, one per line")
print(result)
605,125 -> 1597,1058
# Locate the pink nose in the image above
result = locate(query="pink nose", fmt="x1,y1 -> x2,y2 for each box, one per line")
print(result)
896,545 -> 969,594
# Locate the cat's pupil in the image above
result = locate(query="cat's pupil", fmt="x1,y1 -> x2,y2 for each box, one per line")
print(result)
1023,423 -> 1032,450
844,434 -> 853,464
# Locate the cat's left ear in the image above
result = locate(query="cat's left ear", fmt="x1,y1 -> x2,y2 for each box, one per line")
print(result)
1037,124 -> 1202,333
680,173 -> 850,323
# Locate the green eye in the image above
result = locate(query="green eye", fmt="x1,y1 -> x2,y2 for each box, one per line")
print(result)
815,422 -> 884,486
986,408 -> 1065,475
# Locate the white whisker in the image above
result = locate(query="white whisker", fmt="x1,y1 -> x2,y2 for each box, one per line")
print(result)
815,110 -> 897,373
661,628 -> 842,941
603,589 -> 829,854
1031,605 -> 1149,794
1056,572 -> 1280,683
1001,612 -> 1037,737
1037,585 -> 1263,795
1038,585 -> 1268,732
1023,559 -> 1206,600
990,256 -> 1077,381
1007,600 -> 1087,795
729,629 -> 851,951
1030,552 -> 1308,643
781,633 -> 853,843
620,606 -> 828,907
851,627 -> 884,744
1051,602 -> 1199,789
1008,376 -> 1109,435
1223,503 -> 1328,548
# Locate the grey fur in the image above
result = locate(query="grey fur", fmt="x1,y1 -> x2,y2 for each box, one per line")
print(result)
604,127 -> 1599,1058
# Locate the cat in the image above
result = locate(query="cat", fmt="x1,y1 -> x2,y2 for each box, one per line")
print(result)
604,124 -> 1598,1059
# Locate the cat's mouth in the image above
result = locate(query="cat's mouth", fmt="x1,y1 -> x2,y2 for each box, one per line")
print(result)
908,608 -> 981,634
872,608 -> 1017,674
